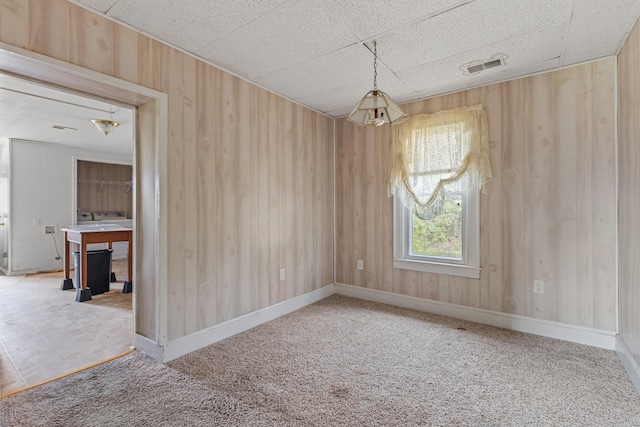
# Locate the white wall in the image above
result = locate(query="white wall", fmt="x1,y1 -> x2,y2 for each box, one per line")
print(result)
9,139 -> 131,274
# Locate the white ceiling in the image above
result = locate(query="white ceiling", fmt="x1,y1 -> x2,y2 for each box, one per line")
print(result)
69,0 -> 640,117
0,74 -> 134,155
1,0 -> 639,154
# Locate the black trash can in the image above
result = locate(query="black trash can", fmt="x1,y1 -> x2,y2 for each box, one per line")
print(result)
73,249 -> 113,296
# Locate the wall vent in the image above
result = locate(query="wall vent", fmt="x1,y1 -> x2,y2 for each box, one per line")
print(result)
461,54 -> 507,75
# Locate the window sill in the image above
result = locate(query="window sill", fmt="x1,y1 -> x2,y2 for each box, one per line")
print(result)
393,258 -> 481,279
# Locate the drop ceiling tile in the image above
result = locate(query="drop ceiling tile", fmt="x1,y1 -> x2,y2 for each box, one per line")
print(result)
196,1 -> 363,80
328,0 -> 471,40
106,0 -> 289,53
376,0 -> 572,73
564,6 -> 639,63
253,45 -> 374,100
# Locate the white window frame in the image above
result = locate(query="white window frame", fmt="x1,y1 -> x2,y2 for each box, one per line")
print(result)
393,179 -> 481,279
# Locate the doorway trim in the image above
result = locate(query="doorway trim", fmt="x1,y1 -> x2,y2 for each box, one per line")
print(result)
0,42 -> 168,358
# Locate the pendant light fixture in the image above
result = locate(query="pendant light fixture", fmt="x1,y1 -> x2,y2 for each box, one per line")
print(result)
347,40 -> 405,127
92,107 -> 119,136
91,119 -> 119,136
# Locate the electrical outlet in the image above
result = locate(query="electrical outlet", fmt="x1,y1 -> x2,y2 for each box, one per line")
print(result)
279,268 -> 285,281
533,280 -> 545,294
33,218 -> 40,226
357,259 -> 364,270
44,225 -> 57,235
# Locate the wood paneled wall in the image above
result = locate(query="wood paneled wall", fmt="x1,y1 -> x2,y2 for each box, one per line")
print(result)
618,19 -> 640,368
0,0 -> 334,342
77,160 -> 132,218
337,58 -> 617,331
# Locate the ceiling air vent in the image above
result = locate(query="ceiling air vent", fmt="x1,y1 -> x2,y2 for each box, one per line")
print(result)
466,63 -> 485,74
52,125 -> 78,131
461,53 -> 507,76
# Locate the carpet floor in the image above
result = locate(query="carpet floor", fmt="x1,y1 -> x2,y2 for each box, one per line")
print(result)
1,295 -> 639,426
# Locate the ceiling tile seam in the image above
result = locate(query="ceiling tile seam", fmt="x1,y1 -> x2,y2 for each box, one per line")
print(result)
354,0 -> 477,46
64,0 -> 333,120
559,1 -> 576,67
288,61 -> 414,104
374,58 -> 415,93
250,41 -> 363,82
104,0 -> 120,15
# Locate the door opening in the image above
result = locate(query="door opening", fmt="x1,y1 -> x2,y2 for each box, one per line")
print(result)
0,41 -> 168,394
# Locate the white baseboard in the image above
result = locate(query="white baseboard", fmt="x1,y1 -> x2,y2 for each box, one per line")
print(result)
161,285 -> 335,362
334,283 -> 616,350
616,336 -> 640,394
138,282 -> 617,363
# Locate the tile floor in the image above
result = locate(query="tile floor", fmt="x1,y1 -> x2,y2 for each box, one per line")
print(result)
0,260 -> 133,396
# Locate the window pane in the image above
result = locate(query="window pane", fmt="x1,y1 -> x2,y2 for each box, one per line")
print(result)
411,193 -> 462,259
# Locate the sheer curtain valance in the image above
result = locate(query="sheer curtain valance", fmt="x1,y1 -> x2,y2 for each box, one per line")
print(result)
388,104 -> 492,210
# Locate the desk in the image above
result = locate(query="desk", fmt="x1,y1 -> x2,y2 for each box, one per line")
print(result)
60,225 -> 132,302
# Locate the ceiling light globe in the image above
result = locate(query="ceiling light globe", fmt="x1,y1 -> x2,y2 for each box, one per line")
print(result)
92,119 -> 120,136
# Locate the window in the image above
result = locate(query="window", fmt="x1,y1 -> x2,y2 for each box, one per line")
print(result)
388,105 -> 490,279
393,175 -> 480,278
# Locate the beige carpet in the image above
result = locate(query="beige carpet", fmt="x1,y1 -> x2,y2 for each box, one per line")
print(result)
2,295 -> 639,426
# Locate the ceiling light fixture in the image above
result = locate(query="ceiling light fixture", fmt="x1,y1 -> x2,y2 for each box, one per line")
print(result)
92,107 -> 119,136
348,40 -> 405,127
92,119 -> 119,136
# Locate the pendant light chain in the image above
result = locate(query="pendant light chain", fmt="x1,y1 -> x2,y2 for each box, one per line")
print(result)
373,40 -> 378,89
